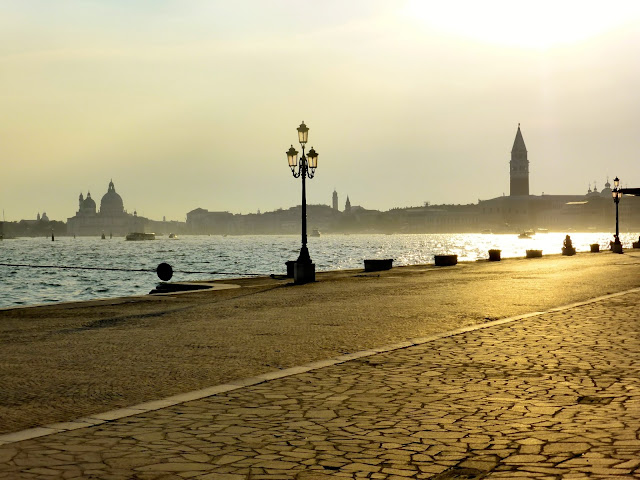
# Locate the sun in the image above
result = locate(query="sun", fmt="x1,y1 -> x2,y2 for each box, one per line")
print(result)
399,0 -> 640,49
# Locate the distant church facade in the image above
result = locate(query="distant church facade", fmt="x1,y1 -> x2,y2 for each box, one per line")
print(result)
67,180 -> 148,236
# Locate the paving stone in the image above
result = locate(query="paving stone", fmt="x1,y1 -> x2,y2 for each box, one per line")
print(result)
1,290 -> 640,478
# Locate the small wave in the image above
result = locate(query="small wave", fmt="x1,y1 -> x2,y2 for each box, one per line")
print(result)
1,232 -> 633,308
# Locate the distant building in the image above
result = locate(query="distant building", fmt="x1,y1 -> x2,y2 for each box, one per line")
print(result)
186,208 -> 235,234
510,123 -> 529,196
67,180 -> 148,236
154,125 -> 640,236
474,125 -> 640,232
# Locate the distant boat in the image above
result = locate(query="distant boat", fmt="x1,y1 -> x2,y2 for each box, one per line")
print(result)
310,229 -> 321,237
126,232 -> 155,241
518,231 -> 533,239
536,228 -> 549,233
168,233 -> 178,239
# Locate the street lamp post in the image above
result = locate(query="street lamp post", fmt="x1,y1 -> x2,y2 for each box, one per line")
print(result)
612,176 -> 623,254
287,121 -> 319,283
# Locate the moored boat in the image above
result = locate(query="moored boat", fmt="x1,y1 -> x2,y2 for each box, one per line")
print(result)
125,232 -> 155,241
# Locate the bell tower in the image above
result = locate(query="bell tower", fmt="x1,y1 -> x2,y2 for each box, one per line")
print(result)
510,123 -> 529,196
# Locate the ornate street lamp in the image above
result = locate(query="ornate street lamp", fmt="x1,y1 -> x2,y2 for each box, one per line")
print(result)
612,176 -> 623,253
287,121 -> 319,283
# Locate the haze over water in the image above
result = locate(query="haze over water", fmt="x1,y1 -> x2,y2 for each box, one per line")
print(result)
1,232 -> 637,309
2,1 -> 640,222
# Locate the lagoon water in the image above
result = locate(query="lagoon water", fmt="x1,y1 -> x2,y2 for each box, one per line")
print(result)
0,232 -> 637,309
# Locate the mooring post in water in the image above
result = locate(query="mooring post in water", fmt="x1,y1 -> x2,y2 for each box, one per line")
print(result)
51,230 -> 54,241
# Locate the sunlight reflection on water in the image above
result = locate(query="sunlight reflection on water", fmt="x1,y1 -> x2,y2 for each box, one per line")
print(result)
0,232 -> 637,308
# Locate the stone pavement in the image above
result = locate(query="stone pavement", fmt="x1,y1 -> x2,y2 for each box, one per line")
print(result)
4,251 -> 640,436
1,289 -> 639,478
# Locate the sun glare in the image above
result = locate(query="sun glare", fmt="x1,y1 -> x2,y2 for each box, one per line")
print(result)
400,0 -> 640,49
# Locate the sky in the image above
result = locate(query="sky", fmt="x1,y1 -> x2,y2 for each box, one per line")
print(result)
1,0 -> 640,222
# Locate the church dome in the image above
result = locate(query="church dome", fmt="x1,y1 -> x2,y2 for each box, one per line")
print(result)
100,180 -> 124,215
84,192 -> 96,210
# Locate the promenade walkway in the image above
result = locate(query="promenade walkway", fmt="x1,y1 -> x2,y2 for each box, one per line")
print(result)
1,286 -> 639,478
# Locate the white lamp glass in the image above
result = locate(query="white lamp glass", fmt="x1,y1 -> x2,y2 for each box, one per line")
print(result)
307,147 -> 318,169
286,145 -> 298,168
297,122 -> 309,145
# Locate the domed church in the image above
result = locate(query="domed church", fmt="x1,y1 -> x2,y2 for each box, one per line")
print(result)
100,180 -> 125,215
67,180 -> 148,236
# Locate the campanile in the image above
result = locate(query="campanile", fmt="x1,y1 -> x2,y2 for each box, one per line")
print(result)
510,123 -> 529,196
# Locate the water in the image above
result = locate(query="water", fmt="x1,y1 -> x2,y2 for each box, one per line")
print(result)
0,232 -> 637,309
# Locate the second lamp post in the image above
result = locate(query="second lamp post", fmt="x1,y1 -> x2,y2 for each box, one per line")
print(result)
287,121 -> 319,283
612,176 -> 623,253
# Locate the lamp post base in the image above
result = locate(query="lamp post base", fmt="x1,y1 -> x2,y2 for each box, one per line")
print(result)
297,245 -> 312,264
612,242 -> 623,254
294,262 -> 315,284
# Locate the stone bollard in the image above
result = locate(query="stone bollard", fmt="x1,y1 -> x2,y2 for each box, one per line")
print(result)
294,262 -> 315,284
590,244 -> 600,253
488,249 -> 501,261
526,250 -> 542,258
285,260 -> 295,278
434,254 -> 458,266
364,259 -> 393,272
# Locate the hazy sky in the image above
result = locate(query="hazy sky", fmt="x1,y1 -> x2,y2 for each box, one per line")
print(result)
2,0 -> 640,222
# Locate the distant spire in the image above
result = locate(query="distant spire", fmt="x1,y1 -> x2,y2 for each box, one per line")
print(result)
511,124 -> 527,153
